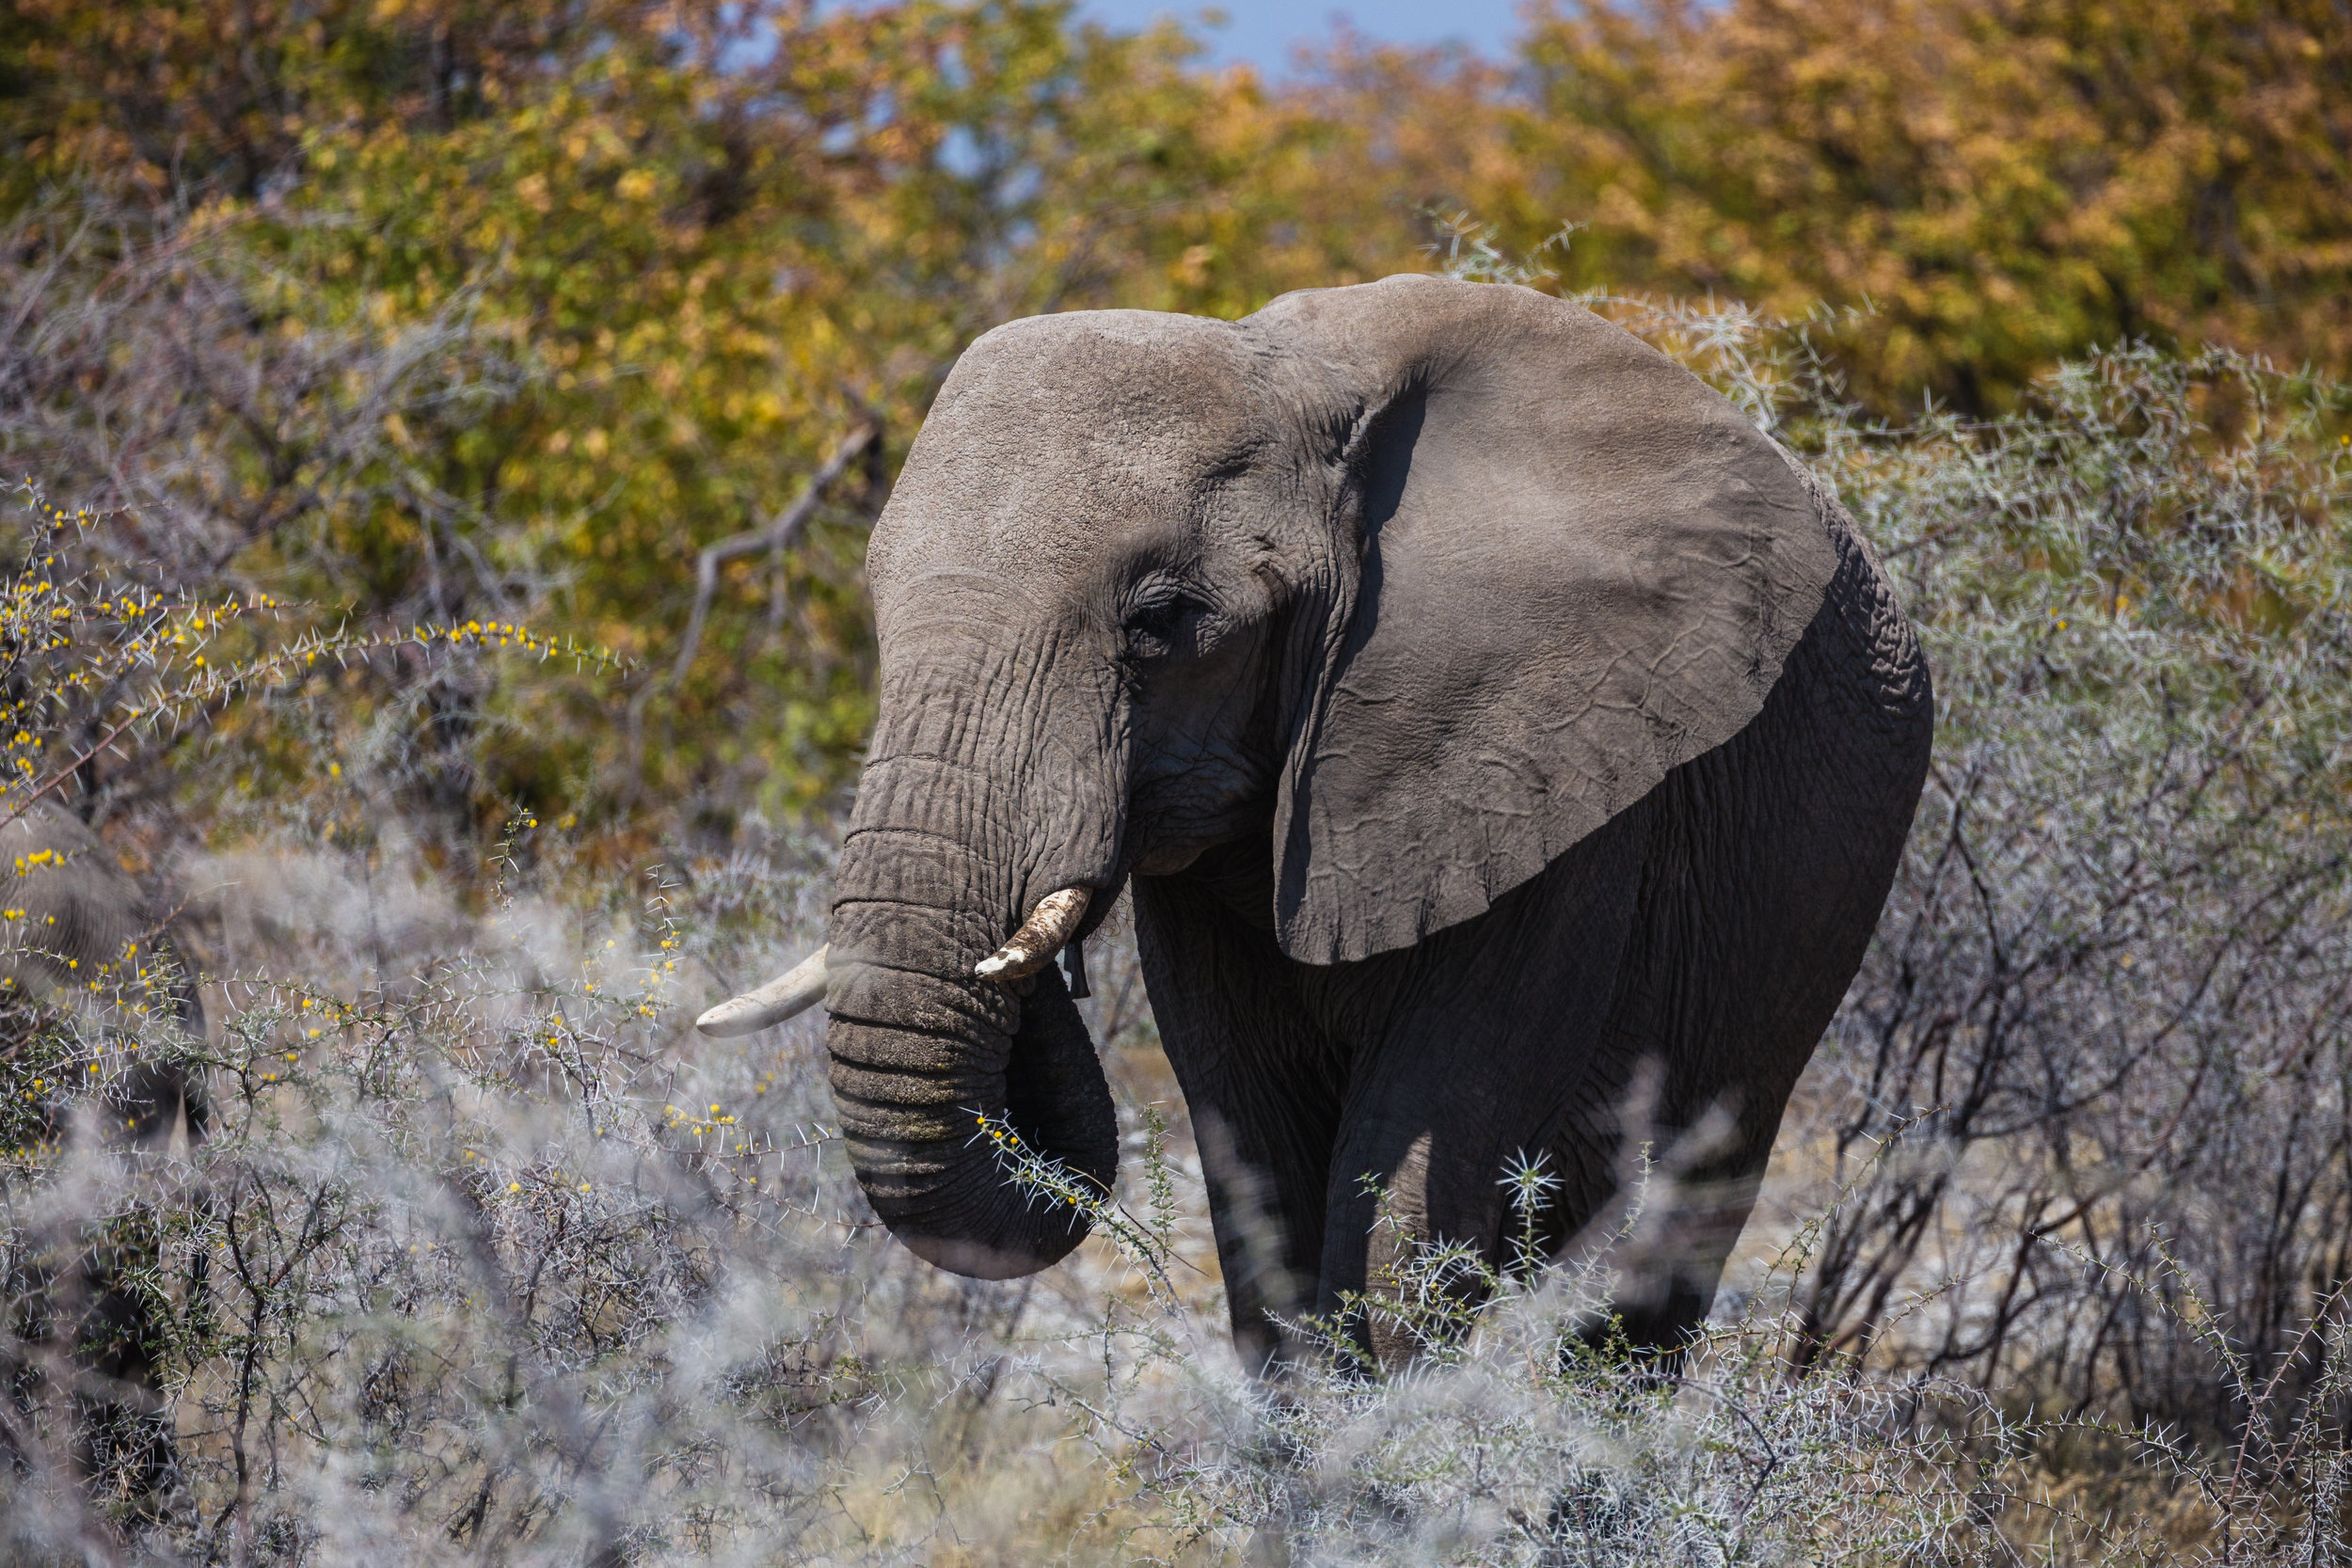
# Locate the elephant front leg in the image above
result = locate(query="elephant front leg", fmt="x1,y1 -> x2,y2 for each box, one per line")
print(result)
1314,1123 -> 1504,1369
1131,853 -> 1350,1375
1314,1053 -> 1630,1370
1307,808 -> 1651,1369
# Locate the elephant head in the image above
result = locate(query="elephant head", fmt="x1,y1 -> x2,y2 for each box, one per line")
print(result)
703,275 -> 1836,1279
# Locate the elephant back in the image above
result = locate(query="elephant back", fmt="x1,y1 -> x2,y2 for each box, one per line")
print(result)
0,800 -> 167,1007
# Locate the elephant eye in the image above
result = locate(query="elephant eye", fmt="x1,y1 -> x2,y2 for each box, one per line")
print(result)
1122,594 -> 1198,662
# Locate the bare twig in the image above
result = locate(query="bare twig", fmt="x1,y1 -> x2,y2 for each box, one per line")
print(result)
620,419 -> 881,778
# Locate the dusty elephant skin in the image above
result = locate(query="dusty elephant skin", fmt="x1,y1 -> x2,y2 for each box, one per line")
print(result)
803,274 -> 1932,1366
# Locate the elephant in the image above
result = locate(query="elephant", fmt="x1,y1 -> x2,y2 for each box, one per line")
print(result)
702,274 -> 1933,1369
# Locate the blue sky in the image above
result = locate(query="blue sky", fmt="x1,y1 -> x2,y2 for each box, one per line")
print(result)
1073,0 -> 1526,74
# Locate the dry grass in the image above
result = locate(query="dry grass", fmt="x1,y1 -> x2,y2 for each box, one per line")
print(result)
3,822 -> 2346,1565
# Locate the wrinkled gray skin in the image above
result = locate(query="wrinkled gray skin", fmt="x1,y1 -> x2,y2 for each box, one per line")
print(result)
823,276 -> 1933,1368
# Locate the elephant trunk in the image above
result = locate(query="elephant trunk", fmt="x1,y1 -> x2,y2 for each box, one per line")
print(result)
823,681 -> 1120,1276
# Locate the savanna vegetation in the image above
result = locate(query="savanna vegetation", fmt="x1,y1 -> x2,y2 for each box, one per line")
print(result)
1,1 -> 2348,1560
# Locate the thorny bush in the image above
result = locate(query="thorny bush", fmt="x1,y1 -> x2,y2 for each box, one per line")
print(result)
6,289 -> 2352,1558
1789,344 -> 2352,1445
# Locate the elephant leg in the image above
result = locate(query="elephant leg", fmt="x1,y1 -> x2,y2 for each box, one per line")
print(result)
1132,846 -> 1349,1373
1588,544 -> 1932,1356
1303,804 -> 1654,1368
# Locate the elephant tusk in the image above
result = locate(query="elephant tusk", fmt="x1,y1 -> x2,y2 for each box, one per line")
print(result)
695,944 -> 831,1037
975,887 -> 1090,982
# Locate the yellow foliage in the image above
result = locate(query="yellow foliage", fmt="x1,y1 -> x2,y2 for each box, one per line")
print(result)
1487,0 -> 2352,410
0,0 -> 2341,826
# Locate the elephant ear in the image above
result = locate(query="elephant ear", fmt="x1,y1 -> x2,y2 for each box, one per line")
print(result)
1255,276 -> 1836,964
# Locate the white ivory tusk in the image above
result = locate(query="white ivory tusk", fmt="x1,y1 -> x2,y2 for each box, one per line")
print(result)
695,943 -> 831,1037
975,887 -> 1090,982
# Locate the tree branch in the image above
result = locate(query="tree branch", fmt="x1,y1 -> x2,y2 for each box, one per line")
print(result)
619,420 -> 882,788
667,420 -> 880,690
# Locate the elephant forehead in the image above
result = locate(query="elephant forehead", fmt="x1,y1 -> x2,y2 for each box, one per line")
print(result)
870,310 -> 1259,592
